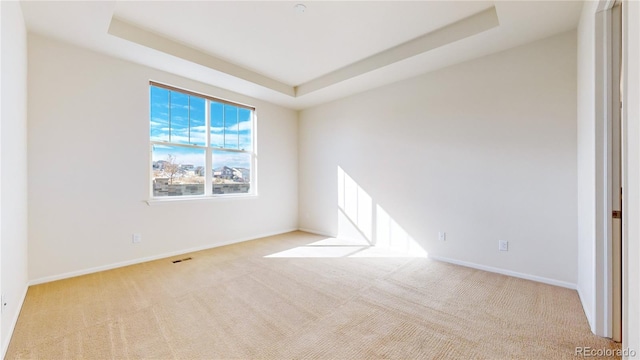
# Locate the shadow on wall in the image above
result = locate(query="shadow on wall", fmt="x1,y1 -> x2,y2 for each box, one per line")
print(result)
266,166 -> 428,258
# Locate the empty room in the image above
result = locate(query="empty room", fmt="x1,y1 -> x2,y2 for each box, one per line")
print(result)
1,0 -> 639,359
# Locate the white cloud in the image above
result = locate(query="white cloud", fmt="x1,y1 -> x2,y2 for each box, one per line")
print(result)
225,120 -> 252,132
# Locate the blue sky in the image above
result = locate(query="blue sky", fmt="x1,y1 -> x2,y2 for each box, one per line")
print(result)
150,86 -> 252,169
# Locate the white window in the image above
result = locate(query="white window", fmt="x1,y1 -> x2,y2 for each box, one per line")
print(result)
149,82 -> 255,198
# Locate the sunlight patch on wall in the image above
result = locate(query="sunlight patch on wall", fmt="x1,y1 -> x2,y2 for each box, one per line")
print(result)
338,167 -> 373,241
337,166 -> 427,258
265,167 -> 427,258
373,205 -> 427,257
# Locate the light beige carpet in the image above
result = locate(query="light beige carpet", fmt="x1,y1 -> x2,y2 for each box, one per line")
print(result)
6,231 -> 620,359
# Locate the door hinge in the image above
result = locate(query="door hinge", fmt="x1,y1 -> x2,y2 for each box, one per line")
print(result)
613,210 -> 622,219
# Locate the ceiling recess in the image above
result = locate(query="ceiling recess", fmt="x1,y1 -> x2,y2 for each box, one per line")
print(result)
107,6 -> 499,98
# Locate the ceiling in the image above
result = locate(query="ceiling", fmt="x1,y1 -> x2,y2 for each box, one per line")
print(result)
20,1 -> 583,110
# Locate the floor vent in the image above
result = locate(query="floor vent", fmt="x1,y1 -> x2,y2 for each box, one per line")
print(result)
172,257 -> 193,264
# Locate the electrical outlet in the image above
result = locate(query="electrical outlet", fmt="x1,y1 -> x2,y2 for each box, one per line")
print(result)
438,232 -> 446,241
132,233 -> 142,244
499,240 -> 508,251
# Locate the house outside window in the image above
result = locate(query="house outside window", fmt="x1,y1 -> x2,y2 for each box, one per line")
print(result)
149,82 -> 255,198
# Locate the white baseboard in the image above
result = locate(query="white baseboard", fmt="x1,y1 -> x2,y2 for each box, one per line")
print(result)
577,286 -> 596,333
297,227 -> 336,238
2,284 -> 28,359
429,255 -> 577,290
29,228 -> 298,286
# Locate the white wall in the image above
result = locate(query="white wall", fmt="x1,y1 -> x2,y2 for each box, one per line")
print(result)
299,31 -> 578,286
27,34 -> 298,282
0,1 -> 29,356
623,0 -> 640,357
576,0 -> 599,334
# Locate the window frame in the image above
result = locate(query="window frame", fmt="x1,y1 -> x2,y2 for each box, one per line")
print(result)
148,81 -> 256,201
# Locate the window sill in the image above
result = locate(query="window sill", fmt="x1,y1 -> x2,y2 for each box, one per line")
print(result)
145,194 -> 258,206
